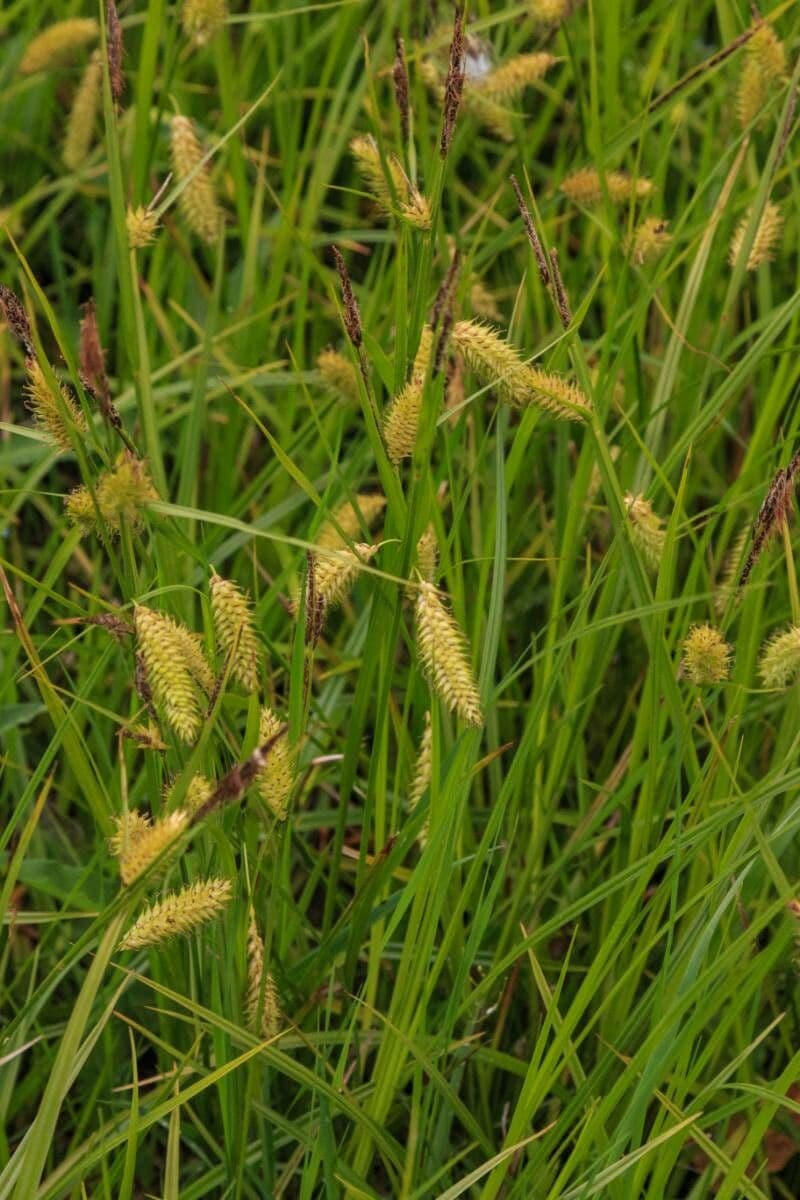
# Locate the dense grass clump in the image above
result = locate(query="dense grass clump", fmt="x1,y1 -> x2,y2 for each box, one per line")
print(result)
2,2 -> 800,1197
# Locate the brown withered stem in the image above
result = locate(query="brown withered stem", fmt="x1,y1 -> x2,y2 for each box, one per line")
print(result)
431,248 -> 460,329
439,7 -> 465,158
649,25 -> 757,115
304,551 -> 325,647
509,175 -> 551,289
740,449 -> 800,586
0,284 -> 34,356
190,725 -> 289,825
549,248 -> 573,328
434,309 -> 454,375
54,611 -> 133,641
106,0 -> 124,101
79,299 -> 131,443
393,30 -> 410,144
331,246 -> 362,349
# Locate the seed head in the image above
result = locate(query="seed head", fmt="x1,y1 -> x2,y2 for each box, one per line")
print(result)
20,19 -> 99,74
414,581 -> 483,726
530,0 -> 571,25
210,573 -> 260,692
256,707 -> 294,819
134,605 -> 204,742
629,217 -> 671,265
122,722 -> 168,751
682,624 -> 732,684
65,454 -> 158,536
561,168 -> 653,206
470,279 -> 502,322
119,877 -> 232,950
409,710 -> 433,811
317,347 -> 359,402
475,53 -> 556,102
760,626 -> 800,689
25,358 -> 87,452
119,809 -> 189,885
384,325 -> 434,463
519,365 -> 590,420
417,524 -> 438,582
108,808 -> 151,857
350,134 -> 430,230
315,542 -> 378,611
625,492 -> 665,571
126,205 -> 160,249
170,114 -> 223,244
165,772 -> 215,814
246,909 -> 283,1037
737,23 -> 786,128
182,0 -> 228,45
729,202 -> 783,271
62,52 -> 102,170
714,526 -> 748,614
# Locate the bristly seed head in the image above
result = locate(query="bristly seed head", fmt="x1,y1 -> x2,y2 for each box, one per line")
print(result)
414,581 -> 483,726
126,205 -> 160,249
682,624 -> 732,684
350,134 -> 431,230
65,453 -> 158,536
170,114 -> 223,244
119,877 -> 232,949
759,626 -> 800,689
628,217 -> 672,265
560,168 -> 653,206
210,572 -> 261,693
25,358 -> 87,452
384,325 -> 434,463
119,809 -> 190,885
19,18 -> 99,74
62,52 -> 102,171
134,605 -> 205,742
182,0 -> 228,46
729,202 -> 783,271
246,908 -> 283,1037
256,706 -> 294,819
625,492 -> 665,571
316,348 -> 359,402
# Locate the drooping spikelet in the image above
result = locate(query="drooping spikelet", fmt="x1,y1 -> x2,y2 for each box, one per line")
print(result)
560,168 -> 653,206
317,493 -> 386,550
315,542 -> 378,612
25,359 -> 87,451
384,325 -> 434,463
210,573 -> 260,692
119,810 -> 189,885
65,454 -> 158,536
126,205 -> 160,249
409,711 -> 433,810
625,492 -> 665,571
519,366 -> 591,420
119,878 -> 232,950
729,202 -> 783,271
629,217 -> 671,265
182,0 -> 228,46
62,52 -> 102,170
245,909 -> 283,1037
256,707 -> 294,819
170,115 -> 223,244
414,581 -> 483,726
714,526 -> 749,614
737,58 -> 767,129
682,624 -> 732,685
317,348 -> 359,402
417,525 -> 438,582
759,626 -> 800,689
475,53 -> 556,101
108,809 -> 152,858
737,22 -> 786,128
20,18 -> 99,74
350,134 -> 431,230
134,605 -> 203,742
173,626 -> 216,696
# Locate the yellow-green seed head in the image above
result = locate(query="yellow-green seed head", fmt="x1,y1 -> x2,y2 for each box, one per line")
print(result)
119,809 -> 189,885
729,203 -> 783,271
182,0 -> 228,46
624,492 -> 665,571
210,573 -> 260,692
119,877 -> 232,949
560,168 -> 653,206
245,909 -> 283,1037
25,358 -> 87,452
126,205 -> 160,249
257,706 -> 295,819
682,624 -> 732,684
414,581 -> 483,726
62,52 -> 102,170
170,114 -> 223,244
317,348 -> 359,402
629,217 -> 671,265
759,626 -> 800,689
108,809 -> 152,858
20,18 -> 99,74
134,605 -> 203,742
384,325 -> 434,463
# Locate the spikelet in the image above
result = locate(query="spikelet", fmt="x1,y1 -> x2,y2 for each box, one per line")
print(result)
126,205 -> 160,249
171,625 -> 215,695
629,217 -> 671,265
729,202 -> 783,271
737,23 -> 786,128
417,525 -> 438,582
62,52 -> 102,170
108,809 -> 152,858
749,22 -> 786,78
210,573 -> 260,692
25,359 -> 87,451
475,53 -> 556,101
682,624 -> 731,685
123,722 -> 168,751
246,909 -> 282,1036
414,581 -> 483,726
409,711 -> 433,810
384,326 -> 434,463
316,542 -> 378,611
350,134 -> 431,230
20,19 -> 99,74
470,278 -> 502,322
170,115 -> 222,244
714,526 -> 749,615
561,168 -> 653,206
256,706 -> 294,819
737,58 -> 767,128
317,493 -> 386,549
66,454 -> 158,536
519,366 -> 591,421
451,319 -> 530,404
119,810 -> 189,885
64,486 -> 97,533
182,0 -> 228,46
119,878 -> 232,950
625,492 -> 665,571
531,0 -> 570,25
317,348 -> 359,402
759,626 -> 800,689
134,605 -> 202,742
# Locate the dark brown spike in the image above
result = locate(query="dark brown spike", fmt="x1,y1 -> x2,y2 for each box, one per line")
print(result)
439,7 -> 465,158
510,175 -> 551,290
549,248 -> 573,328
106,0 -> 124,101
0,284 -> 33,356
331,246 -> 362,349
393,30 -> 411,144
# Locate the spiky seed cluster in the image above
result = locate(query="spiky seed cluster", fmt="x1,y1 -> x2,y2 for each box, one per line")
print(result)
384,325 -> 434,463
20,18 -> 99,73
170,115 -> 223,244
682,624 -> 732,685
119,878 -> 232,950
317,493 -> 386,549
257,707 -> 294,819
246,910 -> 282,1037
109,809 -> 152,857
759,627 -> 800,689
531,0 -> 571,25
560,168 -> 653,206
119,810 -> 189,885
165,772 -> 215,814
715,526 -> 748,615
66,454 -> 158,536
210,573 -> 260,692
182,0 -> 228,45
134,605 -> 204,742
625,493 -> 665,571
629,217 -> 671,265
729,203 -> 783,271
25,359 -> 87,451
62,53 -> 102,170
475,52 -> 556,101
124,722 -> 167,751
414,581 -> 483,726
410,711 -> 433,810
350,134 -> 431,230
315,542 -> 378,611
521,366 -> 590,420
470,279 -> 502,322
417,525 -> 438,582
738,23 -> 786,128
126,206 -> 160,249
317,348 -> 359,402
